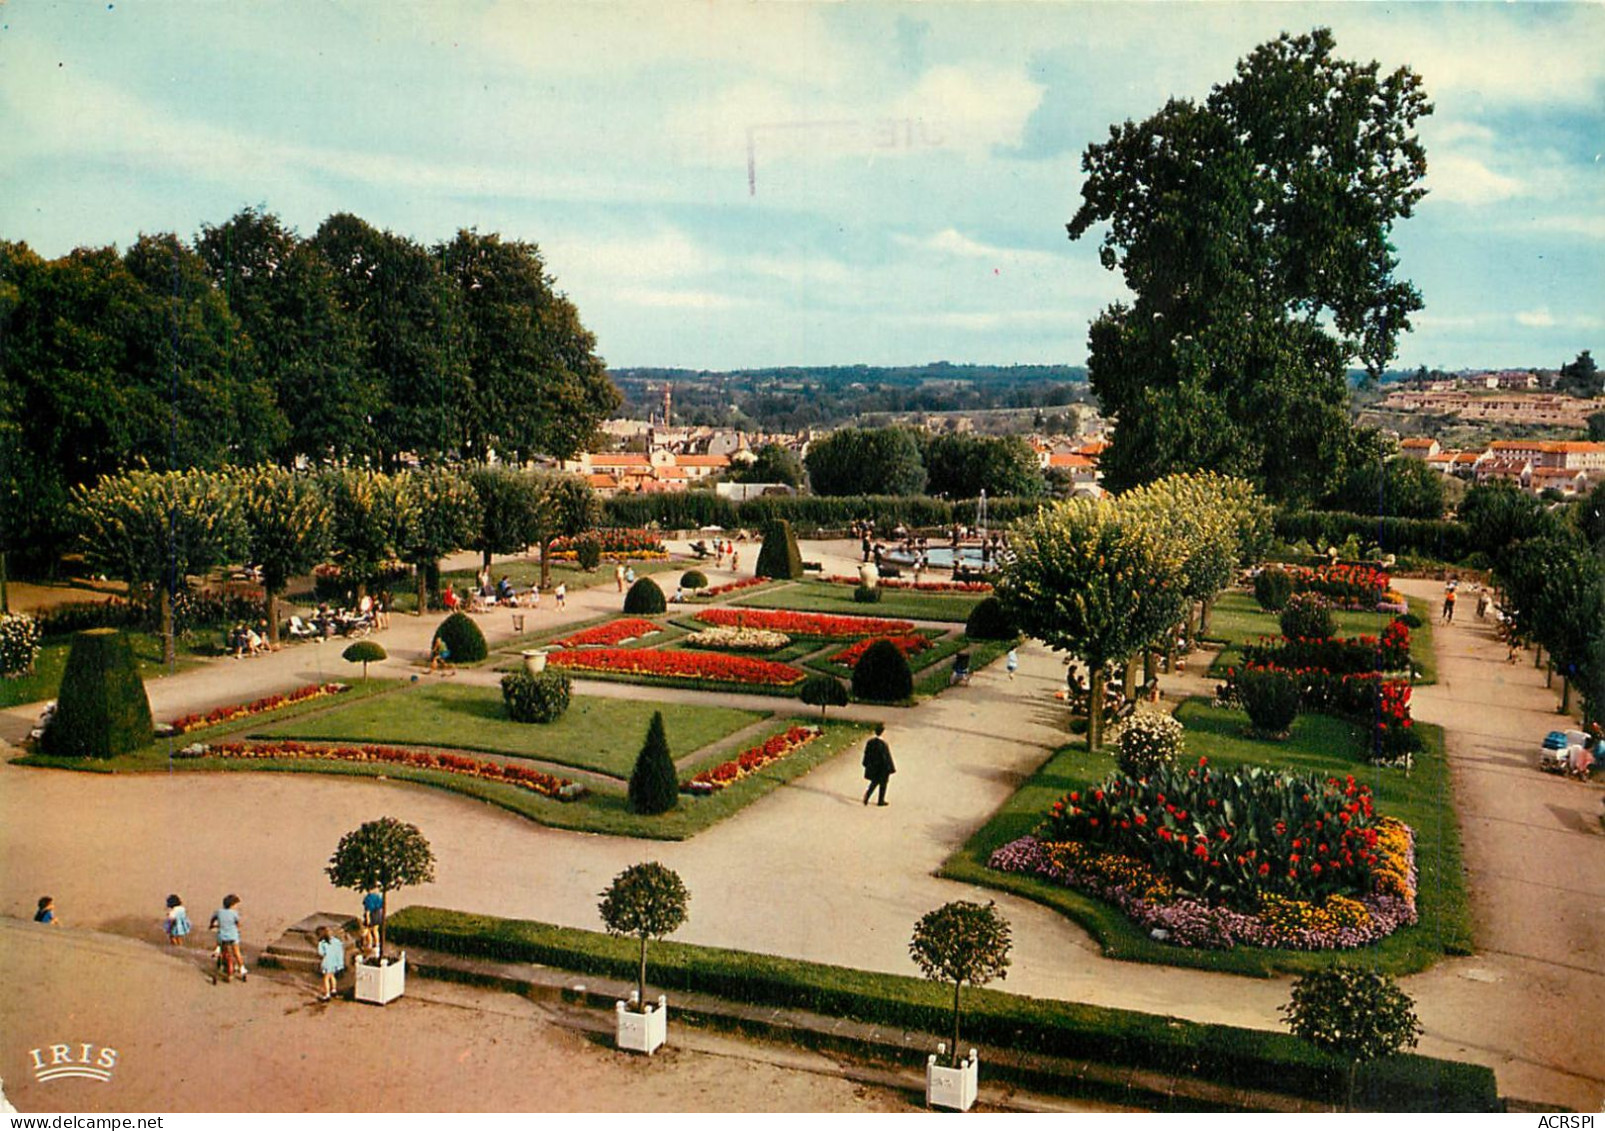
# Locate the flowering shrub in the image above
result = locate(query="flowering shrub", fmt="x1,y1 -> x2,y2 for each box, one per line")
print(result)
682,725 -> 820,794
168,683 -> 349,734
829,633 -> 932,667
1279,593 -> 1335,641
1114,712 -> 1184,777
683,626 -> 792,652
199,740 -> 582,800
0,612 -> 43,678
695,608 -> 915,638
557,619 -> 662,647
1234,666 -> 1301,735
546,647 -> 806,687
1242,619 -> 1410,675
1288,564 -> 1391,608
547,529 -> 666,560
1040,760 -> 1381,907
823,575 -> 993,594
988,816 -> 1418,950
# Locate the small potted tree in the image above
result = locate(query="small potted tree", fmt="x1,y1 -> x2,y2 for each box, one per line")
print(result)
800,673 -> 849,721
1281,965 -> 1423,1111
909,900 -> 1012,1111
598,861 -> 689,1054
325,817 -> 436,1005
341,639 -> 387,681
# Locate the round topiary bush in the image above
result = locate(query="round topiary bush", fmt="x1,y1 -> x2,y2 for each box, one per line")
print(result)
964,596 -> 1016,641
1253,567 -> 1294,612
680,569 -> 708,592
755,519 -> 804,580
800,673 -> 850,719
501,670 -> 573,723
432,611 -> 488,664
1115,712 -> 1185,778
1236,667 -> 1301,737
1397,611 -> 1423,630
852,585 -> 882,604
341,640 -> 387,679
628,711 -> 678,814
575,537 -> 602,571
852,638 -> 914,703
1279,593 -> 1335,641
623,577 -> 667,614
41,628 -> 153,758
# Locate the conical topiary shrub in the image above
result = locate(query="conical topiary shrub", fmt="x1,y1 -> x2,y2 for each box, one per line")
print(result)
41,628 -> 153,758
852,638 -> 914,703
755,520 -> 804,580
628,711 -> 679,814
624,577 -> 667,614
432,611 -> 488,664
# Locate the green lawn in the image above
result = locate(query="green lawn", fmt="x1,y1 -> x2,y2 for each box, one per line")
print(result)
1203,590 -> 1436,684
940,696 -> 1471,977
0,631 -> 205,710
256,682 -> 768,778
734,579 -> 984,623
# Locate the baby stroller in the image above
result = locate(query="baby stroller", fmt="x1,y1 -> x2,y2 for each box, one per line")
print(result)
950,652 -> 972,686
1539,730 -> 1591,778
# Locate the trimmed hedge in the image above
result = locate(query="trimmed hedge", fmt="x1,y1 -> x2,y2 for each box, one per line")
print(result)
1275,510 -> 1472,564
1253,568 -> 1294,612
500,670 -> 572,723
601,493 -> 1046,536
387,906 -> 1500,1112
41,629 -> 153,758
755,519 -> 805,580
433,611 -> 488,663
964,595 -> 1017,640
623,577 -> 667,614
852,639 -> 914,703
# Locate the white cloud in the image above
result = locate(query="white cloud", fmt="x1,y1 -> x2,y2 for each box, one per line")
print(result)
894,228 -> 1064,267
1426,154 -> 1526,205
1515,308 -> 1557,329
613,287 -> 754,311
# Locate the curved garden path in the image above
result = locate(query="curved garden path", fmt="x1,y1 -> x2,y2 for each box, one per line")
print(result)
1,556 -> 1600,1109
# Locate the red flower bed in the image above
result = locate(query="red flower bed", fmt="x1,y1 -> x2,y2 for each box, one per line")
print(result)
830,634 -> 933,667
1241,619 -> 1411,674
557,618 -> 662,647
547,528 -> 666,559
168,683 -> 349,735
702,577 -> 769,598
1288,564 -> 1391,608
682,725 -> 820,794
198,740 -> 582,800
824,575 -> 992,594
695,608 -> 915,638
546,647 -> 806,687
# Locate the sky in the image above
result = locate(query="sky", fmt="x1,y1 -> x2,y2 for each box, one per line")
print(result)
1,1 -> 1600,373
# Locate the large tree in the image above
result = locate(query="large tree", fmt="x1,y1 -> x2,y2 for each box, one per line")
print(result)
921,433 -> 1045,499
240,466 -> 333,645
736,443 -> 804,487
1068,28 -> 1432,505
528,473 -> 598,587
1557,350 -> 1601,399
996,498 -> 1187,749
396,468 -> 482,613
804,426 -> 927,497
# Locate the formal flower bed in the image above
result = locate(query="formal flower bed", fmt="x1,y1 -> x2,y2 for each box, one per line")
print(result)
1288,564 -> 1391,608
167,683 -> 350,735
701,577 -> 769,598
1241,619 -> 1411,674
189,740 -> 584,801
695,608 -> 916,638
829,633 -> 933,667
683,626 -> 791,652
546,647 -> 806,687
1217,664 -> 1422,765
986,759 -> 1418,949
823,575 -> 993,594
556,619 -> 662,647
547,529 -> 667,560
681,725 -> 820,794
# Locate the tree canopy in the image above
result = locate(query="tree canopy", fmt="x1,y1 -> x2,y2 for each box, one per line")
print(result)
805,426 -> 928,496
1068,28 -> 1432,505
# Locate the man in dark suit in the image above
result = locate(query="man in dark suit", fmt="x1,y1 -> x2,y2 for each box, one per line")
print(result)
862,723 -> 895,806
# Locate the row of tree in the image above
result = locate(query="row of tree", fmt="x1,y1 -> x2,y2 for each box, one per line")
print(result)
803,427 -> 1047,499
0,209 -> 620,568
996,472 -> 1275,748
72,465 -> 597,662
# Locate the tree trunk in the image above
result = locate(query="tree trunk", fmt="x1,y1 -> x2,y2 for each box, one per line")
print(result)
952,979 -> 963,1070
266,590 -> 280,646
1535,644 -> 1544,668
482,548 -> 493,573
160,587 -> 176,666
1560,675 -> 1571,715
416,565 -> 428,617
0,550 -> 9,614
1546,660 -> 1553,689
1123,657 -> 1139,700
539,538 -> 553,588
378,891 -> 387,959
1087,667 -> 1106,751
1145,648 -> 1159,685
637,934 -> 649,1013
1198,595 -> 1215,636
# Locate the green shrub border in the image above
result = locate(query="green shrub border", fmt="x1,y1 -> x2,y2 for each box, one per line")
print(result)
387,906 -> 1499,1112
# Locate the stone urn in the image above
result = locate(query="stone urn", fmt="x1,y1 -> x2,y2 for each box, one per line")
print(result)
521,649 -> 548,675
858,562 -> 879,590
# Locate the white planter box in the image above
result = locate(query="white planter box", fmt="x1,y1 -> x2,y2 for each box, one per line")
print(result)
926,1048 -> 979,1111
354,952 -> 406,1005
615,993 -> 667,1054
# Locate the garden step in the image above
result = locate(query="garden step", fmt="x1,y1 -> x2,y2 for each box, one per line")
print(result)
257,911 -> 362,974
